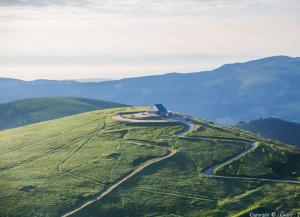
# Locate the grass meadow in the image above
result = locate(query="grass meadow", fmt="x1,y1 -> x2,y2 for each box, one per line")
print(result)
0,107 -> 299,216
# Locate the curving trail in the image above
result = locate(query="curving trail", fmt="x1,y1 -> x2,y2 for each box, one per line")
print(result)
114,113 -> 300,184
62,113 -> 299,217
62,149 -> 177,217
181,136 -> 300,184
61,114 -> 193,217
202,141 -> 256,176
201,139 -> 300,184
112,114 -> 171,123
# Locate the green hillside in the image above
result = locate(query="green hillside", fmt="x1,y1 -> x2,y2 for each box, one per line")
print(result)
236,118 -> 300,147
0,97 -> 127,130
0,107 -> 299,217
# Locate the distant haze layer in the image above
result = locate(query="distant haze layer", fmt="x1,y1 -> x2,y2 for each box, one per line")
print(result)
0,0 -> 299,80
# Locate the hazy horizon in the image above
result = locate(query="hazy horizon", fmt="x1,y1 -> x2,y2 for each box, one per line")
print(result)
0,55 -> 299,81
0,0 -> 299,80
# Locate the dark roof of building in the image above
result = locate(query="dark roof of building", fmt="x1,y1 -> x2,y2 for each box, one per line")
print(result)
154,104 -> 168,114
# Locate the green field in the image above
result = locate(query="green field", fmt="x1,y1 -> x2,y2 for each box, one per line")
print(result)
0,107 -> 299,217
0,97 -> 127,130
215,142 -> 300,180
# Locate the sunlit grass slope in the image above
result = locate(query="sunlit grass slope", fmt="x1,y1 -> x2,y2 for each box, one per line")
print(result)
0,107 -> 299,217
215,142 -> 300,180
72,116 -> 300,217
0,97 -> 127,130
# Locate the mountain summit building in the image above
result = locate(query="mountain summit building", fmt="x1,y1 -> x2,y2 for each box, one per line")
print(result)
147,104 -> 169,116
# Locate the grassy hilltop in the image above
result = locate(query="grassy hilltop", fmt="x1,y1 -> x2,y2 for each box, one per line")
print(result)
0,107 -> 299,217
0,97 -> 127,130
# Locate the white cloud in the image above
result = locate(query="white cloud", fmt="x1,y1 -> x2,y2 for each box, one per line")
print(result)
0,0 -> 299,80
0,0 -> 89,7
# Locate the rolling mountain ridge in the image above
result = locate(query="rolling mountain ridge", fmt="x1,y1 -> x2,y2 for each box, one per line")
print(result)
1,55 -> 299,124
0,97 -> 127,130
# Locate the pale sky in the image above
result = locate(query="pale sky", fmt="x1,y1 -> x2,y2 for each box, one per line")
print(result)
0,0 -> 299,80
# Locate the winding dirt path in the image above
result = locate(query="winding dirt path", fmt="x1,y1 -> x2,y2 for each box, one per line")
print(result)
112,114 -> 172,123
61,114 -> 193,217
62,149 -> 176,217
201,139 -> 300,184
62,113 -> 299,217
202,141 -> 256,176
181,135 -> 300,184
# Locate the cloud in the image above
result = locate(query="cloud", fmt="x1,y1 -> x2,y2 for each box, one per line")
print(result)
0,0 -> 90,7
0,0 -> 292,8
0,0 -> 299,80
1,0 -> 299,18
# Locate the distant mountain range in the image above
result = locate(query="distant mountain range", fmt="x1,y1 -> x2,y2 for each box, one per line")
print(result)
236,117 -> 300,147
74,78 -> 113,82
1,55 -> 299,124
0,97 -> 127,130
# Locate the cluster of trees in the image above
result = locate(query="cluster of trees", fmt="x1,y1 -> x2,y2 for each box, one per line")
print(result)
237,118 -> 300,147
